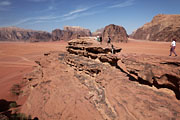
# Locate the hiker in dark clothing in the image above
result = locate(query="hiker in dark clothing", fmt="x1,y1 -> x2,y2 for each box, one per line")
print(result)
107,36 -> 111,46
99,36 -> 102,44
111,44 -> 115,54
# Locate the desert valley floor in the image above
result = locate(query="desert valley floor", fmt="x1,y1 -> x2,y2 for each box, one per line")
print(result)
0,38 -> 180,119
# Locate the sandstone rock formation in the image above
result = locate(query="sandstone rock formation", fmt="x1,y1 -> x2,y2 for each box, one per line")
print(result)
92,28 -> 104,37
131,14 -> 180,42
102,24 -> 128,43
21,37 -> 180,120
64,26 -> 91,36
0,27 -> 51,42
52,29 -> 78,41
67,38 -> 122,66
119,53 -> 180,99
52,26 -> 91,41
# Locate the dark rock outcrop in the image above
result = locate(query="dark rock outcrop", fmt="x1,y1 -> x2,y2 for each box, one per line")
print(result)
131,14 -> 180,42
51,29 -> 63,41
102,24 -> 128,43
0,27 -> 51,42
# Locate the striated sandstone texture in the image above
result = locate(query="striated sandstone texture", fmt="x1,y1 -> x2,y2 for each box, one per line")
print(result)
102,24 -> 128,43
118,53 -> 180,99
0,26 -> 51,42
21,38 -> 180,120
130,14 -> 180,42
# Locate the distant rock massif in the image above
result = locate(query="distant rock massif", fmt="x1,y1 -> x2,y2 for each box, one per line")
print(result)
0,24 -> 129,42
92,28 -> 104,37
0,26 -> 92,42
0,27 -> 52,42
52,26 -> 91,41
102,24 -> 128,43
131,14 -> 180,42
1,14 -> 180,42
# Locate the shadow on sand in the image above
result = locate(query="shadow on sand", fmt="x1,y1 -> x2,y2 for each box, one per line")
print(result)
0,99 -> 39,120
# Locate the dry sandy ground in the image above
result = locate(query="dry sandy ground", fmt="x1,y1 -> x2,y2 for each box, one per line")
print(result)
0,41 -> 67,103
0,39 -> 179,104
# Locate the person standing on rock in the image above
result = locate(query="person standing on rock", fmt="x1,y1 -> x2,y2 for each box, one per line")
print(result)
99,36 -> 102,45
96,36 -> 100,42
111,44 -> 115,54
107,36 -> 111,46
169,39 -> 177,56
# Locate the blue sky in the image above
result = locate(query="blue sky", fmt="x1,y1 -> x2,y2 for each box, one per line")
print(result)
0,0 -> 180,34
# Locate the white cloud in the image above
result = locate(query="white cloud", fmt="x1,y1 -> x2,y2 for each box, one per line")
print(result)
12,3 -> 100,26
13,15 -> 61,26
27,0 -> 47,2
0,1 -> 11,6
63,7 -> 89,17
0,0 -> 11,11
109,0 -> 135,8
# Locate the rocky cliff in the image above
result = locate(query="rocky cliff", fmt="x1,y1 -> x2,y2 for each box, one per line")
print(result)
52,29 -> 78,41
130,14 -> 180,42
0,27 -> 51,42
102,24 -> 128,43
64,26 -> 91,36
92,28 -> 104,37
21,37 -> 180,120
51,26 -> 91,41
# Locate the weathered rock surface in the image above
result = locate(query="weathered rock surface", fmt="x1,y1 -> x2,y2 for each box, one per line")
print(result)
64,26 -> 91,36
0,27 -> 51,42
102,24 -> 128,43
67,38 -> 122,66
92,28 -> 104,37
130,14 -> 180,42
118,53 -> 180,99
21,38 -> 180,120
52,26 -> 91,41
51,29 -> 77,41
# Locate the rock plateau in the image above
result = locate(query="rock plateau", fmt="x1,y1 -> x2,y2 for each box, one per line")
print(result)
21,37 -> 180,120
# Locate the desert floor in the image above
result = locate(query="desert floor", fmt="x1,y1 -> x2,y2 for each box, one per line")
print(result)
0,38 -> 179,104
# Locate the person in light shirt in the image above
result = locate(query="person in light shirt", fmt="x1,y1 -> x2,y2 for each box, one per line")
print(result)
169,39 -> 177,56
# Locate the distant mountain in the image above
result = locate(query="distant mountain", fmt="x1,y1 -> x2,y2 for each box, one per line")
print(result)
52,29 -> 78,41
92,28 -> 104,37
130,14 -> 180,42
0,26 -> 92,42
102,24 -> 128,42
52,26 -> 92,41
64,26 -> 91,36
0,26 -> 51,42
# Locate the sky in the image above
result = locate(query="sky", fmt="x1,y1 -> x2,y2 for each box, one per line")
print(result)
0,0 -> 180,34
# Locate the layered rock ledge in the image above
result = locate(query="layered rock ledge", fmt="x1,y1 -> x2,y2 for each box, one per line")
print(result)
67,38 -> 122,66
119,53 -> 180,99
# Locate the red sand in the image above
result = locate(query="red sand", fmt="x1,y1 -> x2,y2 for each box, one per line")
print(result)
0,39 -> 179,104
0,41 -> 67,104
